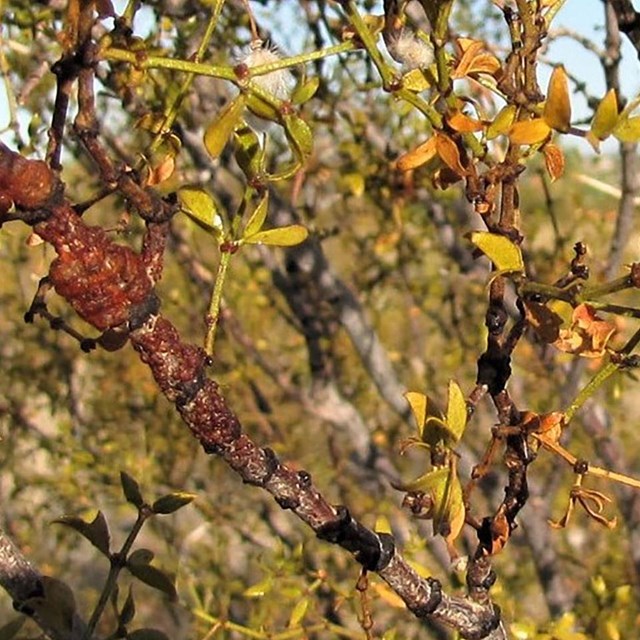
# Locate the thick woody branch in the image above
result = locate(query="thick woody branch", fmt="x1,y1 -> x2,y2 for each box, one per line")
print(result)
607,0 -> 640,58
0,144 -> 506,640
0,526 -> 87,639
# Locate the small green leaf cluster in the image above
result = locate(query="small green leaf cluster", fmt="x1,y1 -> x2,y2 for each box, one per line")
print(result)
1,472 -> 197,640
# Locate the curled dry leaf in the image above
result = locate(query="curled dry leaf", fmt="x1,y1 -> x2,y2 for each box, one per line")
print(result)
553,303 -> 616,357
550,485 -> 617,529
488,505 -> 511,555
524,300 -> 563,343
435,132 -> 468,177
452,39 -> 484,78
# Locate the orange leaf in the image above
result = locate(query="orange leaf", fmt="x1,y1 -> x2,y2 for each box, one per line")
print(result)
508,118 -> 551,145
446,111 -> 484,133
395,136 -> 437,172
543,66 -> 572,132
435,132 -> 467,177
452,39 -> 485,79
542,143 -> 565,182
466,52 -> 501,76
537,412 -> 565,445
146,155 -> 176,186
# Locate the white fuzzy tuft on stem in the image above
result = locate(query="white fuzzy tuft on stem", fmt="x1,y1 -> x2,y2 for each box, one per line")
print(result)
240,40 -> 294,100
387,31 -> 434,70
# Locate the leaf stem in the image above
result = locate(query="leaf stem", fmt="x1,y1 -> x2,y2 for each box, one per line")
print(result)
205,250 -> 232,356
147,0 -> 225,156
564,325 -> 640,423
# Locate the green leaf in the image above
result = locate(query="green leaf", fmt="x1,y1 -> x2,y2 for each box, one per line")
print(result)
177,186 -> 223,236
244,576 -> 273,598
234,124 -> 265,179
53,511 -> 111,556
486,105 -> 516,140
292,76 -> 320,105
204,95 -> 246,159
393,466 -> 449,493
288,597 -> 310,628
0,617 -> 26,640
243,225 -> 308,247
613,115 -> 640,143
468,231 -> 524,273
243,192 -> 269,239
246,92 -> 280,123
120,471 -> 144,509
283,113 -> 314,160
151,491 -> 197,515
119,586 -> 136,625
127,562 -> 177,600
127,629 -> 171,640
128,548 -> 155,565
432,468 -> 465,542
445,380 -> 467,443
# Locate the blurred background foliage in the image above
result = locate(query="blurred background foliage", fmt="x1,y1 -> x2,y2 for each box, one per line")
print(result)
0,0 -> 639,638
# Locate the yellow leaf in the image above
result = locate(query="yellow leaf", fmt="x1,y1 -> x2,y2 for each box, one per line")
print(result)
203,95 -> 246,159
591,89 -> 619,141
404,391 -> 427,437
468,231 -> 524,273
509,118 -> 551,145
341,172 -> 365,197
543,66 -> 572,132
243,225 -> 308,247
542,143 -> 565,182
374,515 -> 392,534
613,115 -> 640,143
244,577 -> 273,598
486,105 -> 516,140
435,132 -> 467,177
445,380 -> 467,443
288,598 -> 309,628
403,68 -> 431,92
395,136 -> 437,171
371,582 -> 406,608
